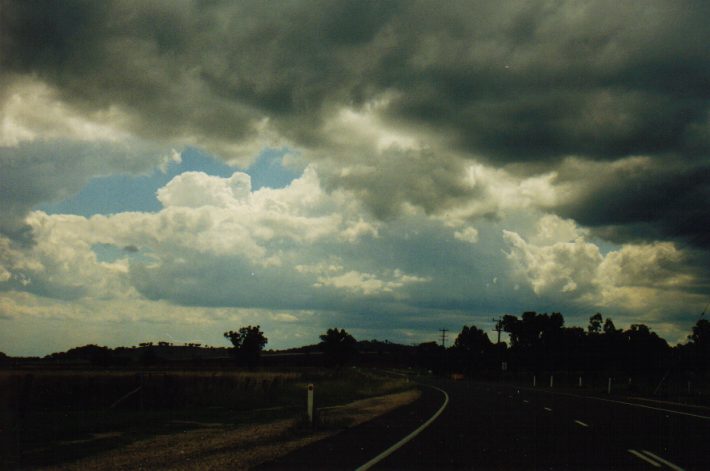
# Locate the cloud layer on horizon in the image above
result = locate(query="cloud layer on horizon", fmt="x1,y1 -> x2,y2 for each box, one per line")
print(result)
1,165 -> 705,354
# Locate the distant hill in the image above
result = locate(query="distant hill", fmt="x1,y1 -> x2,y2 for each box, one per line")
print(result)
2,339 -> 420,368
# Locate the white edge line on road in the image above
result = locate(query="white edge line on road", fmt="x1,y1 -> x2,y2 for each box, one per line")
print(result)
522,388 -> 710,420
641,450 -> 685,471
355,385 -> 449,471
574,420 -> 589,427
628,449 -> 661,467
626,396 -> 710,411
588,396 -> 710,420
584,394 -> 710,420
544,407 -> 552,412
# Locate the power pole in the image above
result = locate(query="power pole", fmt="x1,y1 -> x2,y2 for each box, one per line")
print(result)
492,317 -> 506,376
439,328 -> 448,348
492,317 -> 503,344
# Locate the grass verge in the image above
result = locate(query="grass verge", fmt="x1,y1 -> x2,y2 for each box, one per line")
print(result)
3,368 -> 418,470
40,389 -> 420,470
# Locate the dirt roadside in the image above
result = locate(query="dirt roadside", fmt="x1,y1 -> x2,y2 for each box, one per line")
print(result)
41,389 -> 421,470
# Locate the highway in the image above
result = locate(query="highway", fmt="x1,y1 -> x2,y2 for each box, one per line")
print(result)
261,377 -> 710,470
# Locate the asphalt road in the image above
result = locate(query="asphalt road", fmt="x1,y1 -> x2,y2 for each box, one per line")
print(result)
261,376 -> 710,470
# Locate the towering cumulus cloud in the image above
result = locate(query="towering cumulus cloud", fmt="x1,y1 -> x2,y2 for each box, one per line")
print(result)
0,1 -> 708,354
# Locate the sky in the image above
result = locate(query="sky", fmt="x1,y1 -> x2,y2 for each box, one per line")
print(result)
1,1 -> 709,355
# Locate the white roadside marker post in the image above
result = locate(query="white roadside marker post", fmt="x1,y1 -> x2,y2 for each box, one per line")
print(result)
578,376 -> 582,388
549,375 -> 554,388
608,377 -> 612,394
533,375 -> 536,387
307,383 -> 315,427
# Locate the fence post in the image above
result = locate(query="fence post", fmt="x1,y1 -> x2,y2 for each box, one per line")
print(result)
307,383 -> 315,427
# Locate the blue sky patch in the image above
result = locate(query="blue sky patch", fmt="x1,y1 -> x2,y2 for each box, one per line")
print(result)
37,147 -> 300,216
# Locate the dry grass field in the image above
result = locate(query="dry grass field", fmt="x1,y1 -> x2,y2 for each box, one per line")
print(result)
0,368 -> 417,469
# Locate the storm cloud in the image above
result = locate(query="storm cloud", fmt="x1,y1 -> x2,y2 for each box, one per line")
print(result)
1,1 -> 709,353
3,0 -> 709,245
3,1 -> 709,157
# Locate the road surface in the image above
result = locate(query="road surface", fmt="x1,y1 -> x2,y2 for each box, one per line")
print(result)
260,376 -> 710,470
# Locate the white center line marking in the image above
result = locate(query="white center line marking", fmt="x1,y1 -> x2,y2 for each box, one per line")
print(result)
641,450 -> 685,471
628,449 -> 661,467
574,420 -> 589,427
544,407 -> 552,412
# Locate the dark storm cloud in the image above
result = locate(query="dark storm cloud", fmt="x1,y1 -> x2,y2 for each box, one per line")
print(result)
2,0 -> 709,247
0,0 -> 406,149
551,158 -> 710,250
4,0 -> 709,161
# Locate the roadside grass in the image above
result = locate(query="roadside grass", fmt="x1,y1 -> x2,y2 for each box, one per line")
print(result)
300,367 -> 414,408
38,389 -> 422,471
2,368 -> 418,469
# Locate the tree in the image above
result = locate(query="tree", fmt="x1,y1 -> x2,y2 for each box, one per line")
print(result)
453,325 -> 493,374
500,314 -> 522,346
416,341 -> 445,373
224,325 -> 267,368
622,324 -> 669,373
686,318 -> 710,369
454,325 -> 492,353
501,311 -> 566,369
688,319 -> 710,349
319,328 -> 357,367
588,313 -> 603,334
603,318 -> 619,335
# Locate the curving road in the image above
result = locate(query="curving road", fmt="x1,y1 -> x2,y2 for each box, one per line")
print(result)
261,377 -> 710,470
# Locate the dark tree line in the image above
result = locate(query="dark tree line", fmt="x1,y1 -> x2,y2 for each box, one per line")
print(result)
13,314 -> 708,377
450,311 -> 709,378
677,318 -> 710,373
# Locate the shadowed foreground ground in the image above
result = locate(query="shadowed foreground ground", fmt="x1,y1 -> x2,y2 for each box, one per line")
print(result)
35,389 -> 420,470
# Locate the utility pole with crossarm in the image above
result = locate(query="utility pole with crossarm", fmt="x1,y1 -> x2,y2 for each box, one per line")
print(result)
439,328 -> 448,348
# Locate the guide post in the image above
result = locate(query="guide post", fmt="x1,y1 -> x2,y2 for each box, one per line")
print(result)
307,383 -> 315,426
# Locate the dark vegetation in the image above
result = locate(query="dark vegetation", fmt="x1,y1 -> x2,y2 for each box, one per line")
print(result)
223,325 -> 268,368
1,315 -> 709,469
2,314 -> 708,382
0,366 -> 411,469
319,328 -> 358,367
446,312 -> 710,401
